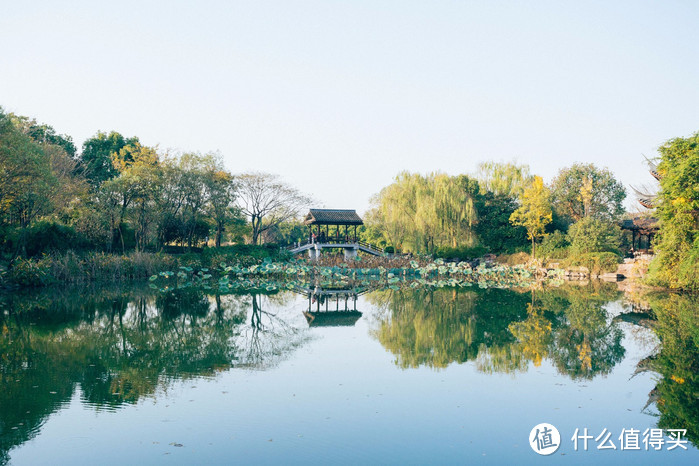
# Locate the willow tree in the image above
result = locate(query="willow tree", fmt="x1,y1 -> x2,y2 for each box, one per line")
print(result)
509,176 -> 553,257
369,172 -> 477,254
476,161 -> 532,199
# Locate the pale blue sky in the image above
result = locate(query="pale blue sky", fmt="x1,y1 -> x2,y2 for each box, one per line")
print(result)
2,0 -> 698,213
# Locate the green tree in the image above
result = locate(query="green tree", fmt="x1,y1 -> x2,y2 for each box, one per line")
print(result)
509,176 -> 553,257
474,191 -> 529,253
9,114 -> 77,158
567,217 -> 622,255
368,172 -> 478,254
550,163 -> 626,224
202,156 -> 237,247
648,132 -> 699,290
476,161 -> 532,199
80,131 -> 139,187
0,110 -> 58,255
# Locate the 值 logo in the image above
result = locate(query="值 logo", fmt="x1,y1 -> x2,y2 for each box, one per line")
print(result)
530,423 -> 561,455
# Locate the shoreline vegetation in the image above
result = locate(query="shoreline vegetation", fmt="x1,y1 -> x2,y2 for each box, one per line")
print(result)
1,106 -> 697,292
0,245 -> 665,293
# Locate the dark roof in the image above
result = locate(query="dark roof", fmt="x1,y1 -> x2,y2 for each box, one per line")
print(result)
304,209 -> 363,225
304,311 -> 363,327
620,217 -> 659,232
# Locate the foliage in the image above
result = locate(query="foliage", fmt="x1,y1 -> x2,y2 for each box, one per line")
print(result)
7,257 -> 52,286
567,252 -> 622,275
567,217 -> 622,256
21,221 -> 89,256
80,130 -> 139,186
368,172 -> 477,254
509,176 -> 553,256
550,163 -> 626,224
476,161 -> 532,199
474,191 -> 529,253
647,132 -> 699,290
537,230 -> 569,260
9,114 -> 77,157
434,245 -> 487,261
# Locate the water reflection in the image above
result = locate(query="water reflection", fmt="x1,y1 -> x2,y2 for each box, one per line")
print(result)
643,293 -> 699,446
296,284 -> 366,327
1,282 -> 698,460
0,285 -> 305,464
368,282 -> 626,379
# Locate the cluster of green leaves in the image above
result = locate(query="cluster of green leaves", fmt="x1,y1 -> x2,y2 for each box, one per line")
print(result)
1,108 -> 316,269
647,132 -> 699,290
550,163 -> 626,225
0,109 -> 85,257
366,172 -> 478,254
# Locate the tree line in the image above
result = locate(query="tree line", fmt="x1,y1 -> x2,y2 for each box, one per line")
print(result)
365,161 -> 628,264
0,108 -> 310,258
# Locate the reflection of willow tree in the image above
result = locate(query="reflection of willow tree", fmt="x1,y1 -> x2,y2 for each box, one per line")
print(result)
370,283 -> 625,379
0,286 -> 306,464
645,293 -> 699,447
368,288 -> 529,370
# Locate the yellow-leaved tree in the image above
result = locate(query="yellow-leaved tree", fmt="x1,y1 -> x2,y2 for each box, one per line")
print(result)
509,176 -> 552,257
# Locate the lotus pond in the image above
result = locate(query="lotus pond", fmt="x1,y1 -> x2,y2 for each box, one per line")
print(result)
1,272 -> 698,464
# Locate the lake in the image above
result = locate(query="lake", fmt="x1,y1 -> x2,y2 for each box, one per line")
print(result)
1,281 -> 697,464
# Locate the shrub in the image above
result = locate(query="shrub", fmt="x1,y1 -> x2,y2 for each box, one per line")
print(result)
568,218 -> 622,256
538,230 -> 570,260
496,251 -> 531,265
434,245 -> 487,261
567,252 -> 622,275
8,257 -> 52,286
384,246 -> 395,254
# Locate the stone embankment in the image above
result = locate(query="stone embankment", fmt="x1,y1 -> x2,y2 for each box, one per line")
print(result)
543,255 -> 653,282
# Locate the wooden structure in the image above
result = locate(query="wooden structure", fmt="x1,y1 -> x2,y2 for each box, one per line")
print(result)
304,209 -> 363,243
288,209 -> 383,258
620,217 -> 659,252
296,285 -> 367,327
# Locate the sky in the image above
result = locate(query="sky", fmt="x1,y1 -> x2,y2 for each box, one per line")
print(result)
2,0 -> 698,214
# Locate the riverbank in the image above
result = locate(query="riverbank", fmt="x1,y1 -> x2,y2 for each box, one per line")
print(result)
0,245 -> 287,288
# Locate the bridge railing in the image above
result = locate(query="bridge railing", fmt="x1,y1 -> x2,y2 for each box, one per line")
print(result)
284,239 -> 386,254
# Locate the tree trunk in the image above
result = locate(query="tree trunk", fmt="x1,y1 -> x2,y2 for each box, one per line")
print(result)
215,221 -> 223,248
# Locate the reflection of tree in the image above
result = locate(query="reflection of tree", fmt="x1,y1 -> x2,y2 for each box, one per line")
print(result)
644,293 -> 699,447
508,303 -> 551,368
368,288 -> 529,369
545,284 -> 625,380
0,285 -> 307,464
370,283 -> 626,380
237,292 -> 308,369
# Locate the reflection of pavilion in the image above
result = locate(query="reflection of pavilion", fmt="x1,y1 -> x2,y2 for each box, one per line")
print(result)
295,285 -> 371,327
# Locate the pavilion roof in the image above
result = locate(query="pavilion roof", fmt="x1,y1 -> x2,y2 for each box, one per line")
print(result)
304,209 -> 363,225
620,217 -> 659,233
304,311 -> 363,327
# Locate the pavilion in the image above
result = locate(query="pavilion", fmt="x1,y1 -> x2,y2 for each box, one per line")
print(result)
303,209 -> 363,243
287,209 -> 382,259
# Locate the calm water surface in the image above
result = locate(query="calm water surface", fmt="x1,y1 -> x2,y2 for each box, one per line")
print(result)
1,282 -> 697,464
